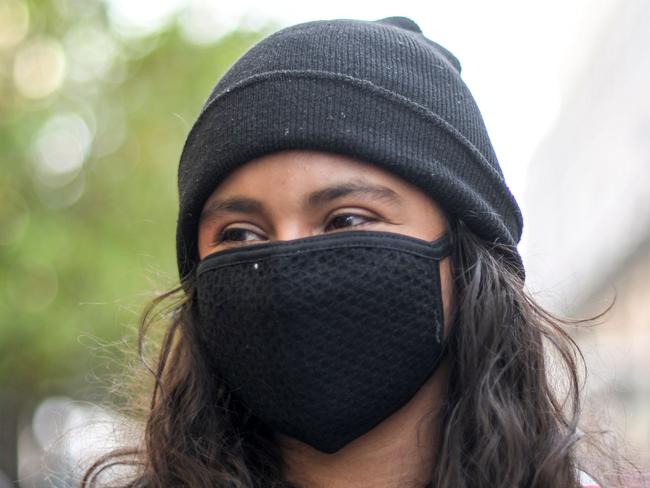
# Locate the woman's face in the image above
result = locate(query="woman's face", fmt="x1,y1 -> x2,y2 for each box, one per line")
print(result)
197,149 -> 454,332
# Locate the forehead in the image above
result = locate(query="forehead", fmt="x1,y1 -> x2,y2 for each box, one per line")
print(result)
203,149 -> 421,203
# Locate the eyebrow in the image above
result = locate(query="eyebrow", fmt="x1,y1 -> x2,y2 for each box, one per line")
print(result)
199,180 -> 403,225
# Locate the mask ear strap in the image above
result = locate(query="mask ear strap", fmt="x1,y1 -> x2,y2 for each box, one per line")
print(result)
421,288 -> 458,377
430,233 -> 453,260
432,297 -> 462,371
429,229 -> 455,350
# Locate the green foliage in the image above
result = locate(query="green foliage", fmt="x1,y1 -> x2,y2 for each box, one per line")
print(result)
0,0 -> 266,400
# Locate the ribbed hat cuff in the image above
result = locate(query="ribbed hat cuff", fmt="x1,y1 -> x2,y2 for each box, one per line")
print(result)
176,71 -> 523,280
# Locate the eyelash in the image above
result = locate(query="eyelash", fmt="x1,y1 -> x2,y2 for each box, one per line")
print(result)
213,213 -> 378,245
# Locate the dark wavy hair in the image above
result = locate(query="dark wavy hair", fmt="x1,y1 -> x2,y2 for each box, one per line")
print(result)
82,219 -> 609,487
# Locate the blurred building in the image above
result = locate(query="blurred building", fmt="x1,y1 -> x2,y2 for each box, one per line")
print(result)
524,0 -> 650,471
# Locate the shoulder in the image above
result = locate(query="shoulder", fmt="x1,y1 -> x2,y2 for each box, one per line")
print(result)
579,469 -> 600,488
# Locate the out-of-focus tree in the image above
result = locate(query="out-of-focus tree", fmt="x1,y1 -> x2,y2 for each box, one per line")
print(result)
0,0 -> 266,482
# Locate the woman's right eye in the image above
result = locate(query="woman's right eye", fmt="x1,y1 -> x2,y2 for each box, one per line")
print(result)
214,227 -> 263,245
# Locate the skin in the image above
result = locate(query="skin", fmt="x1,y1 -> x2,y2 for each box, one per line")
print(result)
197,149 -> 454,488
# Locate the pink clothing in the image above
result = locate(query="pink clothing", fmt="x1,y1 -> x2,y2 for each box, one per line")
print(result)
579,469 -> 600,487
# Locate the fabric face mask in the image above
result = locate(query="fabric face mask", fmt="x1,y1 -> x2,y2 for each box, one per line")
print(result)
195,230 -> 451,453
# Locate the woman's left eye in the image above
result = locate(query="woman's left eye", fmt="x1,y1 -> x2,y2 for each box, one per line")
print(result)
325,214 -> 377,231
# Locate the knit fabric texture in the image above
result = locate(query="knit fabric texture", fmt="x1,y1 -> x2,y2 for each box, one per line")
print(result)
176,16 -> 524,280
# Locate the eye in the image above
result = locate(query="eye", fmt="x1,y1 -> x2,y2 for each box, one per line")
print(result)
325,213 -> 377,231
213,227 -> 264,245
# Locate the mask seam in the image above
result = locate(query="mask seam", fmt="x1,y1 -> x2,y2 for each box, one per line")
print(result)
197,243 -> 450,275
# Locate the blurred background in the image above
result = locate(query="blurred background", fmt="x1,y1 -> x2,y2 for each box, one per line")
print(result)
0,0 -> 648,486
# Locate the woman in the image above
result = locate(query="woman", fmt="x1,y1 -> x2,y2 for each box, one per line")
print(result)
85,16 -> 605,487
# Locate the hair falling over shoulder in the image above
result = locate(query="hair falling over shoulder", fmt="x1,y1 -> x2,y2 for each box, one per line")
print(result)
82,221 -> 621,488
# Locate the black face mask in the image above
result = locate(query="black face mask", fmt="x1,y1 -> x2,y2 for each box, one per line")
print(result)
195,230 -> 451,453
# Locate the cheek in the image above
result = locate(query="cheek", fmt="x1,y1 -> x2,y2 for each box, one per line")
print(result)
197,225 -> 218,259
438,257 -> 454,336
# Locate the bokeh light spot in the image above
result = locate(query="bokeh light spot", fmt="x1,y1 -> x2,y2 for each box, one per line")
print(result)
32,396 -> 72,450
36,171 -> 87,209
106,0 -> 182,38
32,112 -> 92,186
178,1 -> 233,45
64,23 -> 118,83
12,36 -> 66,99
0,0 -> 29,50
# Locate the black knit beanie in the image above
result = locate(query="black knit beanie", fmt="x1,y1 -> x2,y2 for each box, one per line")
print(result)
176,16 -> 524,281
